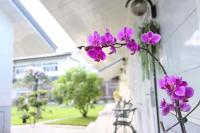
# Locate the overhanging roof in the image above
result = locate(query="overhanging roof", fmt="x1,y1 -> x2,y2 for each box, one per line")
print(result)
0,0 -> 56,58
98,58 -> 125,81
39,0 -> 135,80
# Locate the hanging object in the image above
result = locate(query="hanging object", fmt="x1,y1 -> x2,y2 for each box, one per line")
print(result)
131,0 -> 148,16
125,0 -> 157,18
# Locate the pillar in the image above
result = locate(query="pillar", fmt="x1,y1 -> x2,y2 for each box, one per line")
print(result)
0,10 -> 13,133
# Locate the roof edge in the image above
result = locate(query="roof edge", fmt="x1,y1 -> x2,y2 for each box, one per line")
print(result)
13,52 -> 71,61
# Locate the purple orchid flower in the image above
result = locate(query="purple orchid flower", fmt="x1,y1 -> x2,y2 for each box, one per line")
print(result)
109,46 -> 116,54
175,86 -> 186,97
101,29 -> 117,54
159,75 -> 194,115
185,87 -> 194,98
180,102 -> 191,112
117,27 -> 133,41
160,99 -> 171,116
101,29 -> 116,46
126,39 -> 140,54
88,31 -> 101,47
141,31 -> 161,45
87,47 -> 106,62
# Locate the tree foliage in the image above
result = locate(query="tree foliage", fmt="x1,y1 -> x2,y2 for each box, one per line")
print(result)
14,68 -> 49,121
15,96 -> 29,112
15,68 -> 50,90
53,67 -> 102,117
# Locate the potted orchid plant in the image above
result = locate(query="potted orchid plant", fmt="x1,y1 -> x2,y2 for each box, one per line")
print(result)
78,27 -> 200,133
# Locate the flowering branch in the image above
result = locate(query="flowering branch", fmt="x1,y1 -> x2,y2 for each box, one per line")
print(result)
78,27 -> 199,133
78,44 -> 167,74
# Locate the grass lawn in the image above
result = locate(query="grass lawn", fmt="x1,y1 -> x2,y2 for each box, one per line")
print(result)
12,104 -> 105,126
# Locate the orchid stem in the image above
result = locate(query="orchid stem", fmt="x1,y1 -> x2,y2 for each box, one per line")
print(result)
175,101 -> 187,133
160,121 -> 167,133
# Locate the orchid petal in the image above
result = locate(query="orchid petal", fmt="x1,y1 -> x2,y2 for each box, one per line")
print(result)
180,102 -> 191,112
175,86 -> 185,96
185,87 -> 194,98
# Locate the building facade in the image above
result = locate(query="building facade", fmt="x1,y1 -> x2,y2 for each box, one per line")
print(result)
12,53 -> 80,100
13,53 -> 79,79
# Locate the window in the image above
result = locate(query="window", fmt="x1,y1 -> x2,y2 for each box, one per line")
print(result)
15,65 -> 28,75
31,63 -> 41,67
43,62 -> 58,72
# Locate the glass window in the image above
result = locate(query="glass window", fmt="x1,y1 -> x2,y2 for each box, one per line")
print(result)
43,62 -> 58,72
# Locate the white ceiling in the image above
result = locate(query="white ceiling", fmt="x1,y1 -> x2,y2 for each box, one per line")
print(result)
40,0 -> 130,45
13,19 -> 54,57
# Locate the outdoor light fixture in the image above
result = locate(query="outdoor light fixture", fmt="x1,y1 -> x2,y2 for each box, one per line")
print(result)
125,0 -> 157,18
131,0 -> 148,16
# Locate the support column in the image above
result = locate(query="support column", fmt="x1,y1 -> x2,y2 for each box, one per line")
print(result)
0,10 -> 13,133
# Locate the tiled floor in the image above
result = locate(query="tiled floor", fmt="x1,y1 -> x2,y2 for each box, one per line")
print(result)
86,103 -> 135,133
11,125 -> 86,133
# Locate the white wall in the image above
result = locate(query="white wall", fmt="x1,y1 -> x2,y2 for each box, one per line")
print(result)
0,9 -> 13,133
119,53 -> 158,133
157,0 -> 200,132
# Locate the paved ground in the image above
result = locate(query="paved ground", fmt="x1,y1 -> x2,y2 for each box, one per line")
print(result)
86,103 -> 134,133
11,103 -> 134,133
11,125 -> 86,133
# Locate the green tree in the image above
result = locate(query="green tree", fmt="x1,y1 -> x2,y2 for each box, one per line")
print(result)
53,67 -> 102,117
15,96 -> 29,123
15,68 -> 49,119
28,90 -> 48,118
15,96 -> 28,111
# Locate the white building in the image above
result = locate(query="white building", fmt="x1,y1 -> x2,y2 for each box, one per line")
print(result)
13,52 -> 80,79
12,52 -> 80,100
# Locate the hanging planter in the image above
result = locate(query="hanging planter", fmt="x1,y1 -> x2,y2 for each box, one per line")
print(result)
137,20 -> 160,80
